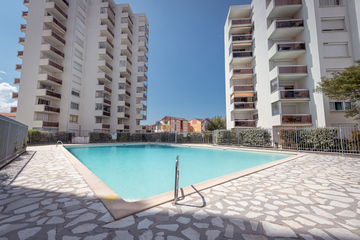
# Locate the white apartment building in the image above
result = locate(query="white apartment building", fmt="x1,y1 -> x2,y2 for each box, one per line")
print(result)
13,0 -> 149,134
224,0 -> 360,131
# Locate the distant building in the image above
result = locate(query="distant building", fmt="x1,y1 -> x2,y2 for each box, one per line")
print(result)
155,116 -> 188,133
189,118 -> 211,132
0,113 -> 16,120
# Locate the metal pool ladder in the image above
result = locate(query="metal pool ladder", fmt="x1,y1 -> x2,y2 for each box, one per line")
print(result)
173,155 -> 180,205
56,141 -> 63,147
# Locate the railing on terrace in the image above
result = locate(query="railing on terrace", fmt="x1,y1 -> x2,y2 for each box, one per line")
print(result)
107,38 -> 114,48
44,105 -> 60,113
233,68 -> 253,75
234,102 -> 255,109
281,114 -> 312,124
234,86 -> 254,92
47,75 -> 63,85
232,18 -> 252,25
232,35 -> 252,42
277,42 -> 305,51
280,89 -> 310,99
235,120 -> 256,127
53,3 -> 68,19
278,65 -> 307,74
275,19 -> 304,28
274,0 -> 302,6
233,51 -> 253,58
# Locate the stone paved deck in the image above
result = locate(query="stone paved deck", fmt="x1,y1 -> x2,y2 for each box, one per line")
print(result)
0,145 -> 360,240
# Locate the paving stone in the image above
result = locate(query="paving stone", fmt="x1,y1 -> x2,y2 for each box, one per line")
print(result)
193,223 -> 209,229
18,227 -> 42,240
14,204 -> 39,214
138,218 -> 154,229
177,217 -> 190,225
46,216 -> 65,225
325,228 -> 360,240
345,219 -> 360,227
211,216 -> 224,227
72,223 -> 98,234
282,220 -> 303,229
156,224 -> 179,231
139,230 -> 153,240
308,228 -> 335,240
192,210 -> 208,220
262,221 -> 297,238
115,230 -> 134,240
224,224 -> 234,239
336,210 -> 357,217
230,218 -> 245,230
65,213 -> 97,227
242,234 -> 268,240
250,220 -> 258,231
300,214 -> 334,225
0,223 -> 28,236
205,230 -> 221,240
182,227 -> 200,240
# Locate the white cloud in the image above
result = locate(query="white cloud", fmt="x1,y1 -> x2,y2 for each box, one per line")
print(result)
0,82 -> 17,113
0,70 -> 7,75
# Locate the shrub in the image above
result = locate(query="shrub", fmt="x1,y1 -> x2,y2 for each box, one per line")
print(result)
28,130 -> 54,144
90,132 -> 111,143
239,129 -> 271,147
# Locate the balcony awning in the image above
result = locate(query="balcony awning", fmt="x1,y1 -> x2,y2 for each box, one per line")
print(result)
231,92 -> 254,99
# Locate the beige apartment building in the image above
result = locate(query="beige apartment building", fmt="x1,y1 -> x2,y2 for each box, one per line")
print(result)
225,0 -> 360,130
13,0 -> 149,134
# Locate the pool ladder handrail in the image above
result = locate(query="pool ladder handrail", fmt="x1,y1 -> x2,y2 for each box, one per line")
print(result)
173,155 -> 180,205
56,140 -> 63,147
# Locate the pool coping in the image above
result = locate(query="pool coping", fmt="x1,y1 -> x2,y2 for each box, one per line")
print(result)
60,143 -> 305,220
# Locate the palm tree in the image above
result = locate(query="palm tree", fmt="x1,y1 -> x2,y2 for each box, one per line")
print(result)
207,116 -> 226,131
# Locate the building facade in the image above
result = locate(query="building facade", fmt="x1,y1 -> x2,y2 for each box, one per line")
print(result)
154,116 -> 188,133
189,118 -> 211,132
14,0 -> 149,134
225,0 -> 360,130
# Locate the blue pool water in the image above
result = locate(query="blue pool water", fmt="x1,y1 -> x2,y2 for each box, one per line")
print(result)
66,144 -> 293,201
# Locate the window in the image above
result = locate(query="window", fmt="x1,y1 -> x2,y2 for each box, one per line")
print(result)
99,42 -> 106,49
78,0 -> 86,12
95,91 -> 104,98
319,0 -> 343,6
95,103 -> 103,110
270,78 -> 279,93
117,106 -> 124,112
77,11 -> 86,24
330,101 -> 351,111
272,102 -> 280,116
118,83 -> 125,89
76,23 -> 85,35
118,118 -> 123,124
118,94 -> 125,101
321,18 -> 345,31
70,115 -> 78,123
74,48 -> 83,60
95,117 -> 102,123
72,90 -> 80,97
38,99 -> 50,105
138,66 -> 144,72
136,120 -> 140,125
75,36 -> 84,47
120,61 -> 126,67
71,102 -> 79,110
73,75 -> 81,84
73,61 -> 82,72
323,42 -> 349,58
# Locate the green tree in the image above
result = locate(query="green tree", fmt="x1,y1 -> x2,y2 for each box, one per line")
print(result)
162,124 -> 170,132
207,116 -> 226,131
315,60 -> 360,119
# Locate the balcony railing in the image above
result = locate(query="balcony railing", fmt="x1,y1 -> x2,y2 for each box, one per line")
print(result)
41,89 -> 61,99
104,99 -> 111,105
127,57 -> 132,65
43,121 -> 59,128
275,19 -> 304,28
126,79 -> 131,86
17,51 -> 23,58
233,68 -> 253,75
105,74 -> 112,82
124,125 -> 130,130
126,91 -> 131,97
107,38 -> 114,48
22,11 -> 28,18
51,16 -> 67,32
102,124 -> 110,129
281,114 -> 312,124
20,24 -> 27,32
126,69 -> 132,75
14,78 -> 20,84
47,75 -> 63,85
44,105 -> 60,113
232,34 -> 252,42
277,42 -> 305,51
108,16 -> 115,27
49,45 -> 65,58
233,51 -> 253,58
12,92 -> 19,98
107,27 -> 114,38
104,86 -> 112,93
125,114 -> 130,118
53,3 -> 68,19
15,64 -> 22,71
103,111 -> 110,117
235,120 -> 256,127
274,0 -> 302,6
125,102 -> 131,108
50,30 -> 66,45
232,18 -> 252,25
278,65 -> 307,74
11,107 -> 17,113
105,62 -> 113,71
234,86 -> 254,92
19,37 -> 25,45
24,0 -> 29,5
234,103 -> 255,109
106,50 -> 113,59
280,89 -> 310,99
48,59 -> 64,71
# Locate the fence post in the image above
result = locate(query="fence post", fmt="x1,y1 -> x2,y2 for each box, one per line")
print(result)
339,126 -> 344,155
175,132 -> 177,144
295,126 -> 298,151
262,129 -> 265,148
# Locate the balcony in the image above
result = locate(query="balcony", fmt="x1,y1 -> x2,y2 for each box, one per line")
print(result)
230,18 -> 252,35
117,112 -> 130,119
95,110 -> 111,118
14,78 -> 20,86
17,51 -> 23,59
41,44 -> 65,59
22,11 -> 28,20
43,29 -> 66,46
267,0 -> 302,19
97,84 -> 112,94
36,89 -> 61,100
15,64 -> 22,72
138,41 -> 149,53
44,15 -> 67,35
23,0 -> 29,7
39,58 -> 64,72
97,72 -> 112,83
19,37 -> 25,45
100,24 -> 114,39
137,81 -> 147,90
231,102 -> 255,112
10,107 -> 17,113
231,68 -> 253,80
136,92 -> 147,100
120,34 -> 132,47
276,65 -> 308,81
34,121 -> 59,128
34,105 -> 60,114
100,12 -> 115,28
98,60 -> 113,72
120,45 -> 132,58
138,51 -> 148,62
99,36 -> 114,50
232,34 -> 253,47
121,19 -> 134,36
268,19 -> 304,39
12,92 -> 19,99
46,2 -> 68,21
232,85 -> 254,93
281,114 -> 312,125
102,124 -> 110,129
269,42 -> 306,60
125,102 -> 131,109
234,120 -> 256,128
98,48 -> 113,61
38,74 -> 62,86
231,51 -> 253,64
51,0 -> 69,9
20,24 -> 27,33
280,89 -> 310,101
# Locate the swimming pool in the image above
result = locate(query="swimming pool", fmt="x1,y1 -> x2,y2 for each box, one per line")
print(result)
66,144 -> 294,201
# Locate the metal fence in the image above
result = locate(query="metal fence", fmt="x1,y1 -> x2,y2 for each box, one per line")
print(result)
0,115 -> 28,168
27,130 -> 89,145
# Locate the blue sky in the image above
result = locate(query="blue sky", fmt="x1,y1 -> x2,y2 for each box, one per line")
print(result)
0,0 -> 252,124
